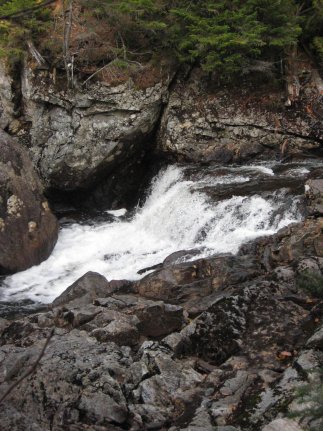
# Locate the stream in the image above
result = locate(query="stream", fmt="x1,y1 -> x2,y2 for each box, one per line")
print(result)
0,160 -> 322,306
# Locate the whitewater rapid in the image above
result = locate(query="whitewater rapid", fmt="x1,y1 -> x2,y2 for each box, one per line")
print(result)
0,164 -> 304,303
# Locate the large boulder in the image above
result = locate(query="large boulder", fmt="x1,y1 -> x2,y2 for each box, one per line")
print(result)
0,130 -> 58,274
136,253 -> 262,304
157,68 -> 323,163
52,271 -> 133,308
20,64 -> 172,195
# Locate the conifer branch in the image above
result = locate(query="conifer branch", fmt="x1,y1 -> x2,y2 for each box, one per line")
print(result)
0,0 -> 55,20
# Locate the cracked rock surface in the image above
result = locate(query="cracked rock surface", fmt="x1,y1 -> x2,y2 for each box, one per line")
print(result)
20,65 -> 172,194
157,68 -> 323,163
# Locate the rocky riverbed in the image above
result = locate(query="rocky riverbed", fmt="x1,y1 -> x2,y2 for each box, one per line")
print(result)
1,57 -> 323,430
1,168 -> 323,430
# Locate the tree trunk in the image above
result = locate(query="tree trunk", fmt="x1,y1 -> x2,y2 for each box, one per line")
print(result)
63,0 -> 73,88
285,44 -> 300,106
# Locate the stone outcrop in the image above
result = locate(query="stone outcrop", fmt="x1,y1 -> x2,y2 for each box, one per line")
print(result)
2,61 -> 323,209
157,68 -> 323,163
0,130 -> 58,274
20,64 -> 172,196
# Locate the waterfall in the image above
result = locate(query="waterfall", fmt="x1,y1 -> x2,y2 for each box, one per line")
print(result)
0,164 -> 304,303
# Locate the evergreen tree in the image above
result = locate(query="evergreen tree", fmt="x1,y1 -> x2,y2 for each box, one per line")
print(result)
169,1 -> 266,75
301,0 -> 323,63
0,0 -> 322,80
0,0 -> 51,62
169,0 -> 301,77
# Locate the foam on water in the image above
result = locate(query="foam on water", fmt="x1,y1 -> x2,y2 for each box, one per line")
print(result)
0,165 -> 302,303
247,165 -> 275,176
106,208 -> 128,217
285,167 -> 310,176
194,174 -> 250,189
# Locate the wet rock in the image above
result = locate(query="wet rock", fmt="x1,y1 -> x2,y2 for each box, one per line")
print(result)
201,176 -> 304,202
241,218 -> 323,269
52,272 -> 128,307
137,262 -> 163,275
136,254 -> 261,303
0,130 -> 58,274
163,249 -> 201,266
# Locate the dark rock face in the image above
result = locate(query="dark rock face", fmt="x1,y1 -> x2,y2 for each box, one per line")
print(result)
157,68 -> 323,163
0,130 -> 58,274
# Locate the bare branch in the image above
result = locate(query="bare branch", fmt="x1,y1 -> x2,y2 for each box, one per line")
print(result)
118,32 -> 127,60
82,61 -> 114,86
63,0 -> 73,88
0,328 -> 54,405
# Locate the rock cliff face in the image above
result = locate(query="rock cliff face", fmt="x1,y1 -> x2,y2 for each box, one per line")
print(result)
21,65 -> 171,195
157,68 -> 323,163
1,61 -> 322,208
0,130 -> 58,274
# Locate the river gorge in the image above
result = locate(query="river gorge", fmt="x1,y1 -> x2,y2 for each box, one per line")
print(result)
1,58 -> 323,431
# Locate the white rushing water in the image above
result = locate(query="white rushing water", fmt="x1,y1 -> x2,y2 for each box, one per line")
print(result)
1,165 -> 303,303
